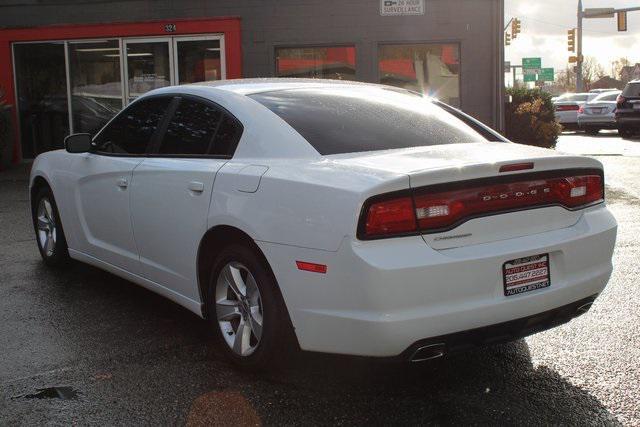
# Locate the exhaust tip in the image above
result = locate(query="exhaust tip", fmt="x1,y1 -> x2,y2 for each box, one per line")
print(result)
410,343 -> 446,362
576,302 -> 594,316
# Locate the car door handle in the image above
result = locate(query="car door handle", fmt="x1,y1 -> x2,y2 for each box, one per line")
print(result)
188,181 -> 204,194
117,177 -> 128,189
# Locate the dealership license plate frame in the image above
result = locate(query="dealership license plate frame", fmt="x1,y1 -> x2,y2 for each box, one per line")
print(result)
503,254 -> 551,296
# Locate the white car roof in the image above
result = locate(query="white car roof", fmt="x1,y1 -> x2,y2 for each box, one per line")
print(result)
186,78 -> 378,95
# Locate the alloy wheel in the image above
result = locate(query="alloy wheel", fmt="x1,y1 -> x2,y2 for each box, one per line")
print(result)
36,198 -> 57,257
215,262 -> 264,357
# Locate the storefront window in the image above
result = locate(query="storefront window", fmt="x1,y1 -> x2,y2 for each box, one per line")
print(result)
176,39 -> 222,84
126,41 -> 171,101
13,43 -> 69,159
276,46 -> 356,80
68,40 -> 123,135
378,43 -> 460,107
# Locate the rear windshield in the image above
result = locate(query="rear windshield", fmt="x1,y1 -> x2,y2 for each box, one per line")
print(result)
623,82 -> 640,97
250,87 -> 497,155
593,92 -> 620,102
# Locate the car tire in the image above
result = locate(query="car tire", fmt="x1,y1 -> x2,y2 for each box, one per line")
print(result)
32,186 -> 70,267
207,244 -> 294,371
619,128 -> 633,138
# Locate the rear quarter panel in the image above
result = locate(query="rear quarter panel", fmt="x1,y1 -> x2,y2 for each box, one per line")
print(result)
208,159 -> 409,252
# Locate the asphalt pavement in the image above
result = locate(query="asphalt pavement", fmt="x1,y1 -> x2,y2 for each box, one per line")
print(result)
1,133 -> 639,425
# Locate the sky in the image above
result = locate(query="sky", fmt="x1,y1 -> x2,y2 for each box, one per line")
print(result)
505,0 -> 640,81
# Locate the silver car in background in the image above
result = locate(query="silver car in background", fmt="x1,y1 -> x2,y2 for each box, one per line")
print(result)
577,91 -> 621,135
554,93 -> 594,131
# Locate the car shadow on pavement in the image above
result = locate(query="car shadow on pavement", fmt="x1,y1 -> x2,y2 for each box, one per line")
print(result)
5,260 -> 621,426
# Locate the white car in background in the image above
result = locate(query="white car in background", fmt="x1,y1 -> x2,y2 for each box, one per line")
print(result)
577,90 -> 621,135
554,93 -> 595,131
29,79 -> 617,369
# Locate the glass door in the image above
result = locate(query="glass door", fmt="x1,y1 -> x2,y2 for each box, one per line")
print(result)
123,38 -> 173,103
68,40 -> 123,135
173,35 -> 225,84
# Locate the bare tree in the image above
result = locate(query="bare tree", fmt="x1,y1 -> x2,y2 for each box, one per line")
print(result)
614,57 -> 632,81
581,56 -> 606,90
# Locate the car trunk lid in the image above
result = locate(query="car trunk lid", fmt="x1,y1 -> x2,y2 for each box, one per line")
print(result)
332,142 -> 604,249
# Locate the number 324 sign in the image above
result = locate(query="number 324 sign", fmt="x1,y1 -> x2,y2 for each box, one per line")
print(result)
164,23 -> 177,33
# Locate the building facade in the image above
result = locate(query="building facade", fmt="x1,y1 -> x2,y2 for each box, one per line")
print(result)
0,0 -> 505,163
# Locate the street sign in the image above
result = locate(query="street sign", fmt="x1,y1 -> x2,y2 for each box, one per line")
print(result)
584,8 -> 615,18
522,57 -> 542,71
524,73 -> 537,83
538,68 -> 554,82
504,61 -> 511,73
380,0 -> 425,16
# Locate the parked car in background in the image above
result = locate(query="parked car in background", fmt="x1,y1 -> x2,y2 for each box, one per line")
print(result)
616,80 -> 640,138
589,88 -> 619,94
553,93 -> 594,131
577,90 -> 621,135
29,80 -> 617,370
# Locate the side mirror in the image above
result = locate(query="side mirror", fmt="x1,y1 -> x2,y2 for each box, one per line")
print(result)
64,133 -> 92,153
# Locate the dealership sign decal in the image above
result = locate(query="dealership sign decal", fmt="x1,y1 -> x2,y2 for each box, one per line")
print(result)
380,0 -> 425,16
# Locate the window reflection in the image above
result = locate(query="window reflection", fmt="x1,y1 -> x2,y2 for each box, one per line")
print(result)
13,43 -> 69,158
276,46 -> 356,80
127,42 -> 171,101
68,40 -> 122,135
176,39 -> 222,84
378,44 -> 460,107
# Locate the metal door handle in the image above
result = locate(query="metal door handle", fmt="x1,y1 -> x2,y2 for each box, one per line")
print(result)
188,181 -> 204,193
117,177 -> 128,188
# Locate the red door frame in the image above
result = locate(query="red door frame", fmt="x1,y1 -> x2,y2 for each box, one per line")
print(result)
0,17 -> 242,164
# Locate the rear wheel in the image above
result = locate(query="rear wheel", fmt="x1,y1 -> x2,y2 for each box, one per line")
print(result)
207,244 -> 293,371
32,186 -> 69,267
619,127 -> 634,138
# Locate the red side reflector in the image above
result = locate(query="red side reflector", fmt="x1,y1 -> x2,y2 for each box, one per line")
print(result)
296,261 -> 327,274
499,162 -> 534,173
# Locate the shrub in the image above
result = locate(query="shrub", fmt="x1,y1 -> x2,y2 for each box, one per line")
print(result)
505,87 -> 561,149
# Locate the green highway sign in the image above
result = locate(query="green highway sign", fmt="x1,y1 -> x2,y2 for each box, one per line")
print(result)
522,57 -> 542,70
523,73 -> 537,83
538,68 -> 554,82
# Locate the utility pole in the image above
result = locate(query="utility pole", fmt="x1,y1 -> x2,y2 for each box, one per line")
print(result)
576,0 -> 584,92
575,2 -> 640,92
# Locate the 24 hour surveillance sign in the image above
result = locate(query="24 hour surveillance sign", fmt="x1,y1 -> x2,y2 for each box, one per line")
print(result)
380,0 -> 425,16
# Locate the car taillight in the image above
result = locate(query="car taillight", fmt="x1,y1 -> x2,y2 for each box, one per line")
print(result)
363,196 -> 417,237
358,170 -> 604,239
556,104 -> 579,112
617,95 -> 625,105
578,105 -> 585,114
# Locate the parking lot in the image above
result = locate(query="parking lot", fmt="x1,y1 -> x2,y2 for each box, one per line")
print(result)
1,132 -> 639,425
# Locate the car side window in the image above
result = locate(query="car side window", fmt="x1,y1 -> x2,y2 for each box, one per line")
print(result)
158,98 -> 222,155
93,97 -> 171,154
212,114 -> 243,156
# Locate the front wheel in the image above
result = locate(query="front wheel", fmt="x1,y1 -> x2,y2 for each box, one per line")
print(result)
207,244 -> 294,371
32,186 -> 70,267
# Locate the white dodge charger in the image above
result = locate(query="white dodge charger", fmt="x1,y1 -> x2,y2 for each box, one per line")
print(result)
30,79 -> 617,369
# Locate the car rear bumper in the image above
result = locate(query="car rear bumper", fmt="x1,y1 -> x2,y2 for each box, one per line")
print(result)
258,205 -> 617,357
400,294 -> 598,361
616,115 -> 640,127
578,114 -> 616,128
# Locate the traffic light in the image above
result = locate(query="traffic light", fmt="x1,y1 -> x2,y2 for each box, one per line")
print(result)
512,18 -> 521,39
618,11 -> 628,32
567,28 -> 576,52
505,33 -> 511,46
